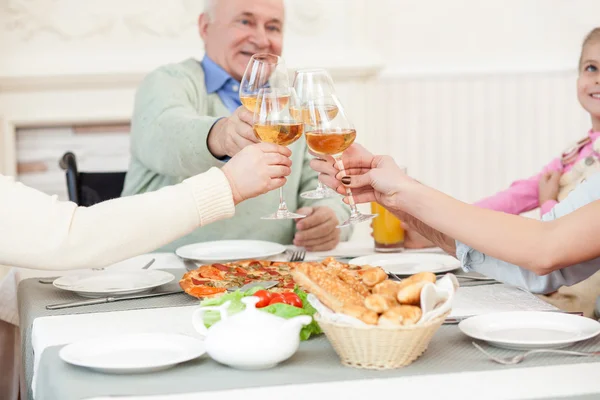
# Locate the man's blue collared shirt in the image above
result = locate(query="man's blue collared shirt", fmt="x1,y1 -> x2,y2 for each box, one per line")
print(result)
200,56 -> 242,113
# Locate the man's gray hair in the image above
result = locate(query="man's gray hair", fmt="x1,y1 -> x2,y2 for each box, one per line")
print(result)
203,0 -> 218,21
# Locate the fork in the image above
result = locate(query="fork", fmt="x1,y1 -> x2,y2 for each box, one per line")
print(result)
288,249 -> 306,262
472,342 -> 600,365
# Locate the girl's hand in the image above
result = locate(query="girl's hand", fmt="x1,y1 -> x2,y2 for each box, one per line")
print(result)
538,170 -> 561,205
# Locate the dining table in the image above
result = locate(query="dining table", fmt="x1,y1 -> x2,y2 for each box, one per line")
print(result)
5,242 -> 600,400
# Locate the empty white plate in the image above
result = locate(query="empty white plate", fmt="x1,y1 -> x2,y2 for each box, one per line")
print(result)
349,253 -> 460,275
459,311 -> 600,350
60,333 -> 206,373
175,240 -> 286,262
53,270 -> 174,298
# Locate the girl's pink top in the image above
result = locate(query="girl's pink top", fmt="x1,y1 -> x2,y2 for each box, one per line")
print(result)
475,130 -> 600,216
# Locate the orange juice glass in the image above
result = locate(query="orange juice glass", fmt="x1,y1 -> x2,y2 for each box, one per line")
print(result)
371,202 -> 404,252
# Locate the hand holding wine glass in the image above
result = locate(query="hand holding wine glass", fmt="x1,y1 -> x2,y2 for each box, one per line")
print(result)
252,87 -> 306,220
240,53 -> 290,112
293,68 -> 340,199
304,96 -> 377,227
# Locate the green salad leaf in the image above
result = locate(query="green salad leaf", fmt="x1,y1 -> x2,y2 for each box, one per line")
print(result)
199,286 -> 322,341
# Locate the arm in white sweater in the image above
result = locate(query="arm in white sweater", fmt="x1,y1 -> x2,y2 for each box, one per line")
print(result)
0,168 -> 234,271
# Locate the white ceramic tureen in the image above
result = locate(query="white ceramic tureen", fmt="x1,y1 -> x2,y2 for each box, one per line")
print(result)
192,296 -> 312,370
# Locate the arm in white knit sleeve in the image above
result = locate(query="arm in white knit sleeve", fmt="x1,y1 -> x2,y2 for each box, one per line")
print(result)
0,168 -> 234,270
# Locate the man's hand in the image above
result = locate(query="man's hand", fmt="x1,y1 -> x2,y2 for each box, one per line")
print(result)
294,207 -> 340,251
207,106 -> 259,158
539,170 -> 561,205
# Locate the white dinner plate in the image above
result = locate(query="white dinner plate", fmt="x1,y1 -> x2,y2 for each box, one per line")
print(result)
349,253 -> 460,275
53,270 -> 174,298
175,240 -> 286,262
60,333 -> 206,373
459,311 -> 600,350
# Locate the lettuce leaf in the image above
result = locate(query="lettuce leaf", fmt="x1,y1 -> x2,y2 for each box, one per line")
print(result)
199,286 -> 321,341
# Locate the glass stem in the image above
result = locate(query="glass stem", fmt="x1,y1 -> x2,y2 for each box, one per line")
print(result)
334,157 -> 360,216
277,187 -> 288,212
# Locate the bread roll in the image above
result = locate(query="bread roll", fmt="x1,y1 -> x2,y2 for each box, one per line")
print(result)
364,293 -> 397,313
342,304 -> 379,325
359,266 -> 388,286
397,280 -> 429,305
378,305 -> 422,327
372,280 -> 401,298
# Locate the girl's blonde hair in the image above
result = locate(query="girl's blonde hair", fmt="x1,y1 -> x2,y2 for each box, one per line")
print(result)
580,28 -> 600,69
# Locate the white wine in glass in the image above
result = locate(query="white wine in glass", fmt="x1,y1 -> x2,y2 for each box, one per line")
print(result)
253,87 -> 306,220
293,68 -> 340,200
240,53 -> 290,112
304,96 -> 377,228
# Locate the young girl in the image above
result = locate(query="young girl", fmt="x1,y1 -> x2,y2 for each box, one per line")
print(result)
401,27 -> 600,316
407,27 -> 600,248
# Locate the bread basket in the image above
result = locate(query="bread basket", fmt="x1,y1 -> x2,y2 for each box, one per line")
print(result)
315,310 -> 449,369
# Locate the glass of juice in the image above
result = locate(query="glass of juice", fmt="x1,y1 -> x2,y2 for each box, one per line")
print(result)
370,163 -> 406,252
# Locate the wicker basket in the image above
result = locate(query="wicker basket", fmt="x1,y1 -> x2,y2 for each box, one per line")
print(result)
315,311 -> 449,370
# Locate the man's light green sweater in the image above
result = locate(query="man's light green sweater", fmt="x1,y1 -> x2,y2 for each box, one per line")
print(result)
122,58 -> 352,251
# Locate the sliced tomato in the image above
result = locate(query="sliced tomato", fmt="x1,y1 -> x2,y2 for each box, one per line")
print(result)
254,290 -> 273,308
191,277 -> 210,285
268,293 -> 285,305
188,286 -> 226,298
235,267 -> 248,275
282,292 -> 303,308
266,269 -> 279,276
212,263 -> 230,272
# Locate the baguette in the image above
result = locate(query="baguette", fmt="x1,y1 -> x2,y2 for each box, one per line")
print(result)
335,268 -> 371,297
291,263 -> 365,313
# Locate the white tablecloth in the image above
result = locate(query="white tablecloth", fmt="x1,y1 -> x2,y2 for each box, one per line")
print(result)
30,287 -> 600,400
2,242 -> 383,400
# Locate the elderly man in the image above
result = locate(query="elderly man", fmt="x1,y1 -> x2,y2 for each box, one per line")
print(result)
122,0 -> 350,252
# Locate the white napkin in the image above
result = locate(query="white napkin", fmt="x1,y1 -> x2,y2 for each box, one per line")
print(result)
308,273 -> 459,327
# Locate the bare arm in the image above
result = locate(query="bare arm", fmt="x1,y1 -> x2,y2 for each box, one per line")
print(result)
397,179 -> 600,275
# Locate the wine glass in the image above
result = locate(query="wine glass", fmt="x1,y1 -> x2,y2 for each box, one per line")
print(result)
304,96 -> 377,227
293,68 -> 339,199
240,53 -> 290,112
253,87 -> 306,220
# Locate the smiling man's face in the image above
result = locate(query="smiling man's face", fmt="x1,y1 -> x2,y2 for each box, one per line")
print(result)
578,40 -> 600,130
199,0 -> 284,82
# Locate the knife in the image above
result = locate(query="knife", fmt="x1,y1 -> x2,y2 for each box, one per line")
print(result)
46,290 -> 184,310
227,280 -> 279,292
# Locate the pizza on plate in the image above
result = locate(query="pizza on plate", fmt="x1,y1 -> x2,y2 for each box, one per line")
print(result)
179,257 -> 365,298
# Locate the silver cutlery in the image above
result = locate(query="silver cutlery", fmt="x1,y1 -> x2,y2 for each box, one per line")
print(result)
46,290 -> 183,310
227,280 -> 279,293
288,249 -> 306,262
39,276 -> 60,284
141,258 -> 156,269
472,341 -> 600,365
40,258 -> 157,284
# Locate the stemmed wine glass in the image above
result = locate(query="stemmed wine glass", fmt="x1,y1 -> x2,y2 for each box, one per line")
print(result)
304,95 -> 377,227
293,68 -> 339,199
253,87 -> 306,220
240,53 -> 290,112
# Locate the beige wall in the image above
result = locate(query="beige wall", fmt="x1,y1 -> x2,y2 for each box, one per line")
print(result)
1,0 -> 600,243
